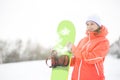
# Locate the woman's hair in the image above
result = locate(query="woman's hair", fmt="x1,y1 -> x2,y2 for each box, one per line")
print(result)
94,27 -> 101,34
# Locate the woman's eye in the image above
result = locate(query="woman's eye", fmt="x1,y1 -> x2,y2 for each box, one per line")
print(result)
91,23 -> 94,25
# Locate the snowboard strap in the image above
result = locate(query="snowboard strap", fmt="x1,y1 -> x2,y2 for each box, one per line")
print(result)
46,50 -> 69,68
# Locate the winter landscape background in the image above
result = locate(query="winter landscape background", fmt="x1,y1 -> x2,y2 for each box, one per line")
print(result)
0,0 -> 120,80
0,55 -> 120,80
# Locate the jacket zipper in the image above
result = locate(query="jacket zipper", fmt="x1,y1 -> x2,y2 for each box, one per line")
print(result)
77,41 -> 90,80
77,32 -> 91,80
88,33 -> 100,76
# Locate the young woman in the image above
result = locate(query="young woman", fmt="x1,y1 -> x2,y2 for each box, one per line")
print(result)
70,15 -> 109,80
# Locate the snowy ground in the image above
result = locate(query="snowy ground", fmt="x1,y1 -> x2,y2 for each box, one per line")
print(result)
104,56 -> 120,80
0,56 -> 120,80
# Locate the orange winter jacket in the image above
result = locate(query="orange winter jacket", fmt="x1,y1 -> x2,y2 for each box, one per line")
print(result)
71,26 -> 109,80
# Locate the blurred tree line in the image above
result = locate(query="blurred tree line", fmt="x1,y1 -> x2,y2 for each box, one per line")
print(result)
0,39 -> 50,64
0,36 -> 120,64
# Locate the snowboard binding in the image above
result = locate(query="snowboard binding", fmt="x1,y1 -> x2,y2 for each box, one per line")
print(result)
46,50 -> 69,68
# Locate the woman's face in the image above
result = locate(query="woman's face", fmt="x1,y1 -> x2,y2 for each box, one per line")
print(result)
86,21 -> 99,32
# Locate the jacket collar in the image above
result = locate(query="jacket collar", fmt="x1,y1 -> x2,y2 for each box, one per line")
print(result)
86,25 -> 108,40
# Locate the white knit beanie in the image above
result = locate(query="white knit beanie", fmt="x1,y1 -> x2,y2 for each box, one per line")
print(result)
86,15 -> 102,27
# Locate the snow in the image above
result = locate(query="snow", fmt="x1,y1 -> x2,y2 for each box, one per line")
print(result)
104,56 -> 120,80
0,61 -> 51,80
0,56 -> 120,80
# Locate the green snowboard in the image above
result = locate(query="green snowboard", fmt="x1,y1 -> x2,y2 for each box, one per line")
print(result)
51,20 -> 76,80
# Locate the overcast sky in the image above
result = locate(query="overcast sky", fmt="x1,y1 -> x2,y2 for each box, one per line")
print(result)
0,0 -> 120,48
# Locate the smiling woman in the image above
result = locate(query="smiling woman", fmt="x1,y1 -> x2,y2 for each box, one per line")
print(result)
70,14 -> 110,80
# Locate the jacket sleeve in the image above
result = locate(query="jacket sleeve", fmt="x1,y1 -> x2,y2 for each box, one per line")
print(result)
71,39 -> 85,59
70,56 -> 76,66
72,38 -> 86,54
70,45 -> 76,66
82,40 -> 109,64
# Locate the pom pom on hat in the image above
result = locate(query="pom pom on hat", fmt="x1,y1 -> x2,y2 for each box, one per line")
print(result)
86,15 -> 102,27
